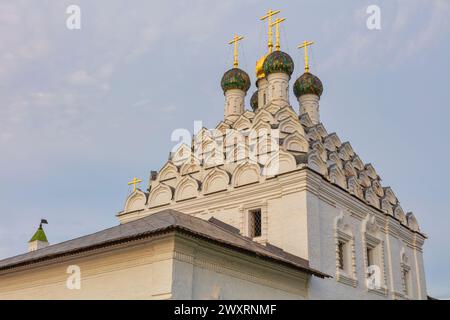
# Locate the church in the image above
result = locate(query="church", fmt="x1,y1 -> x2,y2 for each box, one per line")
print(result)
0,9 -> 427,300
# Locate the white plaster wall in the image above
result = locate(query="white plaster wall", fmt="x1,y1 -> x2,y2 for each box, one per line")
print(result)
119,169 -> 428,300
0,237 -> 174,300
304,188 -> 427,300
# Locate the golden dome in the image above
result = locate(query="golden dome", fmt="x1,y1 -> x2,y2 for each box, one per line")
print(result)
255,55 -> 267,80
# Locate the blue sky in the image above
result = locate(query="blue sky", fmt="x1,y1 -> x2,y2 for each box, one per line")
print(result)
0,0 -> 449,298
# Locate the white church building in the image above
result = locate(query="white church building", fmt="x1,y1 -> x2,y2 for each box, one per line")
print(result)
0,12 -> 427,300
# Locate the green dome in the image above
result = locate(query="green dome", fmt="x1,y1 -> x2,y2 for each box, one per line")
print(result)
221,68 -> 251,93
250,91 -> 258,111
293,72 -> 323,98
29,226 -> 48,243
262,51 -> 294,77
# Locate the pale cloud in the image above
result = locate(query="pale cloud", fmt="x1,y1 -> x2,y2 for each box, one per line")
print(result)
67,70 -> 97,86
406,0 -> 450,55
321,0 -> 450,71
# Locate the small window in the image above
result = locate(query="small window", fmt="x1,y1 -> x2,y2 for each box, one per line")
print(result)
263,93 -> 266,106
249,209 -> 262,238
367,247 -> 374,267
338,241 -> 346,270
403,269 -> 411,296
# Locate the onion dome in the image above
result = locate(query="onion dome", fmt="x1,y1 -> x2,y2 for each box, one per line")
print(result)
262,51 -> 294,77
221,68 -> 251,93
250,91 -> 258,111
293,72 -> 323,98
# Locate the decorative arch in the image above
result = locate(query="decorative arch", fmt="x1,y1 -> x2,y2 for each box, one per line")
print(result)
364,187 -> 380,209
352,155 -> 364,171
203,150 -> 225,168
283,131 -> 309,152
343,161 -> 357,177
279,117 -> 305,135
381,197 -> 394,215
180,157 -> 201,175
365,164 -> 378,179
347,176 -> 363,199
262,150 -> 297,176
324,133 -> 341,152
242,110 -> 255,119
358,171 -> 371,188
225,143 -> 251,164
329,164 -> 347,189
148,183 -> 173,208
383,187 -> 398,205
394,205 -> 407,225
314,123 -> 328,138
275,106 -> 298,122
256,132 -> 279,155
232,115 -> 252,131
224,128 -> 246,150
253,109 -> 274,125
265,102 -> 283,114
215,121 -> 231,134
406,212 -> 420,232
299,113 -> 313,127
123,190 -> 147,213
362,214 -> 382,241
339,142 -> 355,159
251,119 -> 272,133
202,167 -> 230,195
306,126 -> 322,142
372,180 -> 384,197
328,151 -> 343,169
308,151 -> 328,176
171,144 -> 192,166
232,161 -> 261,187
158,161 -> 179,182
175,176 -> 199,201
311,140 -> 327,162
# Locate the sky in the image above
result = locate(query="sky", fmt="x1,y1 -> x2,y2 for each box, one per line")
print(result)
0,0 -> 449,299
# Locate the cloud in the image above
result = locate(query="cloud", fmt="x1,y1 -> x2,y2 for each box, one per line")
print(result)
406,0 -> 450,55
321,0 -> 450,71
67,70 -> 96,86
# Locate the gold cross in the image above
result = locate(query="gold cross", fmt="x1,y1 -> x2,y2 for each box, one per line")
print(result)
228,34 -> 244,68
270,17 -> 286,51
128,177 -> 142,192
298,40 -> 314,73
260,9 -> 281,53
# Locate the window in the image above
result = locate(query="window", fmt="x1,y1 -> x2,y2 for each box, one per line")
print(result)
403,269 -> 411,296
249,209 -> 262,238
367,247 -> 374,268
334,211 -> 357,287
338,241 -> 346,270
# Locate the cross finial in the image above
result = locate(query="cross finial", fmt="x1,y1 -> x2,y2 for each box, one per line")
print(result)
270,17 -> 286,51
228,34 -> 244,68
260,9 -> 281,54
128,177 -> 142,192
297,40 -> 314,73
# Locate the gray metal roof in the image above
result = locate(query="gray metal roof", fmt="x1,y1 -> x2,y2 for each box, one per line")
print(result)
0,209 -> 328,278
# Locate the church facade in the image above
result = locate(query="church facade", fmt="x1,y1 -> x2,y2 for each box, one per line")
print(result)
0,10 -> 427,300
